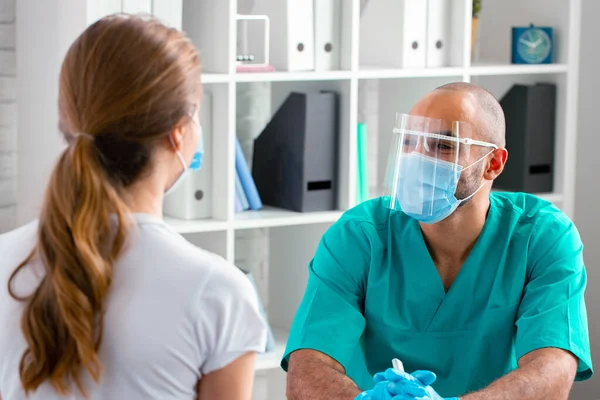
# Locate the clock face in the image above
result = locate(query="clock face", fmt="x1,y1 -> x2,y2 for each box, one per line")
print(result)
517,28 -> 552,63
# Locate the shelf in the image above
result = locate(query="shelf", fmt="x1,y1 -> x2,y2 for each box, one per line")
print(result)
202,64 -> 569,83
165,193 -> 562,234
202,73 -> 230,84
468,63 -> 569,76
235,70 -> 353,83
354,63 -> 569,80
234,206 -> 343,230
358,65 -> 465,79
164,216 -> 229,234
255,329 -> 288,371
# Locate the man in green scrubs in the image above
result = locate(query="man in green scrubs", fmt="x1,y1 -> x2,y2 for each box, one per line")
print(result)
282,83 -> 592,400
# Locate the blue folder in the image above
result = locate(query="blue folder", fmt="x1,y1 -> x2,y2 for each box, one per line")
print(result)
235,138 -> 263,210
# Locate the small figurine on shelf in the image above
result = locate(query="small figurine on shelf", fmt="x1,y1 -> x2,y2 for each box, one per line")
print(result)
236,14 -> 275,73
236,54 -> 256,63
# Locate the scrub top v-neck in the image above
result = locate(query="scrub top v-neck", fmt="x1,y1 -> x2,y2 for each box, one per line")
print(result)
281,193 -> 592,397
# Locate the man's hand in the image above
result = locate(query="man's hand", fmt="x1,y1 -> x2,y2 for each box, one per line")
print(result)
376,368 -> 457,400
286,349 -> 363,400
356,369 -> 431,400
386,348 -> 577,400
461,348 -> 578,400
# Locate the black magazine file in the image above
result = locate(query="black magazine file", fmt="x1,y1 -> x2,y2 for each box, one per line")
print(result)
252,91 -> 339,212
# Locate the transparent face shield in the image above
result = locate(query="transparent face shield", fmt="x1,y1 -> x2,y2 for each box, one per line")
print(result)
383,113 -> 497,223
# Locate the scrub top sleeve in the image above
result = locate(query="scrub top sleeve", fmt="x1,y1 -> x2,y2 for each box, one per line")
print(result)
281,219 -> 371,374
515,217 -> 593,381
195,263 -> 268,376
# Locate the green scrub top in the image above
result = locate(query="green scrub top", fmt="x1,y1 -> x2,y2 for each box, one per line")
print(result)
281,192 -> 592,397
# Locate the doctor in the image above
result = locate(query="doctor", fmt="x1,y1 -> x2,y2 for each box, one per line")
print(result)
283,82 -> 592,400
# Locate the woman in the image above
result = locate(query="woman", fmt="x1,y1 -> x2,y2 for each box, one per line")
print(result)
0,15 -> 266,400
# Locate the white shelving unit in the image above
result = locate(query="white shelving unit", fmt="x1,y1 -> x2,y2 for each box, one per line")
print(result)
16,0 -> 581,398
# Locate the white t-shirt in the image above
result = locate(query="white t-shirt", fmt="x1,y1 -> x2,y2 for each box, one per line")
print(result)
0,214 -> 267,400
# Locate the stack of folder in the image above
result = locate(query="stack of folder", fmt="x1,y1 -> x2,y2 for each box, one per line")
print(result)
360,0 -> 456,69
90,0 -> 182,30
356,123 -> 370,204
235,137 -> 263,213
246,0 -> 341,72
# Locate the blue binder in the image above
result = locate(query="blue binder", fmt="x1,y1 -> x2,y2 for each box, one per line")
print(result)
235,171 -> 250,211
235,138 -> 263,210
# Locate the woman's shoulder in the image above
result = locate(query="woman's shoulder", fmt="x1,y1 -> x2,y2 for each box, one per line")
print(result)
202,258 -> 257,300
128,216 -> 223,271
192,257 -> 267,375
0,220 -> 38,250
0,220 -> 39,275
131,218 -> 256,299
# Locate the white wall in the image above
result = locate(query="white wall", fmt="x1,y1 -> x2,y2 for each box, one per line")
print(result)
0,0 -> 16,232
15,0 -> 87,226
571,0 -> 600,397
1,0 -> 87,232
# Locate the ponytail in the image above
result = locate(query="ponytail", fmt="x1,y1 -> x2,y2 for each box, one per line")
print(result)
9,136 -> 131,395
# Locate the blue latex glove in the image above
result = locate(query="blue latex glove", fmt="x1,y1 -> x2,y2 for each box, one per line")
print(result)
355,381 -> 394,400
378,368 -> 459,400
374,368 -> 437,387
355,370 -> 429,400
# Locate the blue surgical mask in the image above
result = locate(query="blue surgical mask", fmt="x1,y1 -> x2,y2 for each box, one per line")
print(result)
396,152 -> 487,224
165,123 -> 204,196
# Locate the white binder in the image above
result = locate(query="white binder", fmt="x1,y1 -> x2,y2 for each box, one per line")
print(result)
163,92 -> 213,220
250,0 -> 314,71
314,0 -> 341,71
399,0 -> 427,68
122,0 -> 152,15
359,0 -> 427,69
152,0 -> 183,30
86,0 -> 121,24
426,0 -> 451,68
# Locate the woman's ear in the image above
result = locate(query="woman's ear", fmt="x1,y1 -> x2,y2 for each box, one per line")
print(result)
483,148 -> 508,181
168,124 -> 185,152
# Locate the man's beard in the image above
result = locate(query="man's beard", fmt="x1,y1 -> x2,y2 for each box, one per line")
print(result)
454,163 -> 485,207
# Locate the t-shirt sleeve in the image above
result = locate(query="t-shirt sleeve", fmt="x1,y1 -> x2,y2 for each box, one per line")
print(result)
195,262 -> 268,376
515,214 -> 593,381
281,219 -> 371,373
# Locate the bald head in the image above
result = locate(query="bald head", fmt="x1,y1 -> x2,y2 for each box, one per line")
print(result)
435,82 -> 506,147
409,82 -> 506,147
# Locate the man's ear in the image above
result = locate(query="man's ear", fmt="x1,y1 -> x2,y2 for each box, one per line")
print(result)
483,148 -> 508,180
